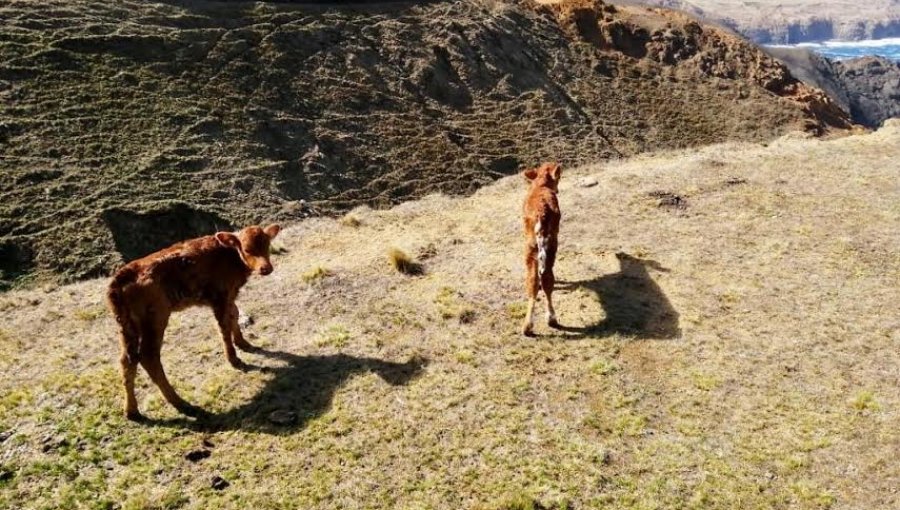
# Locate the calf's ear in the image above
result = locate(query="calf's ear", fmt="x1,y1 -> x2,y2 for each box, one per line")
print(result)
523,168 -> 538,181
550,163 -> 562,182
264,224 -> 281,239
215,232 -> 241,249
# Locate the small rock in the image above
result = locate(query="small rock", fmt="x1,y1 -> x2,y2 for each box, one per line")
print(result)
237,310 -> 253,328
185,449 -> 211,463
40,435 -> 68,453
578,176 -> 599,188
0,467 -> 13,482
201,438 -> 215,449
648,190 -> 688,210
211,475 -> 230,491
267,410 -> 297,426
417,243 -> 438,260
725,177 -> 747,186
0,430 -> 12,443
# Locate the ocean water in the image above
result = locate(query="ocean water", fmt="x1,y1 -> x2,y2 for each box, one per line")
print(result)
769,38 -> 900,61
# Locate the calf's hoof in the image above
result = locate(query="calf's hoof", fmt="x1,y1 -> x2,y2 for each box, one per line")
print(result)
548,317 -> 560,329
521,324 -> 535,337
125,409 -> 144,422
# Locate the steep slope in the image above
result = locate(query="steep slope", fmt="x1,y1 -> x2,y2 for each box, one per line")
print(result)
832,56 -> 900,127
1,123 -> 898,509
767,47 -> 900,127
764,46 -> 853,113
0,0 -> 850,288
620,0 -> 900,43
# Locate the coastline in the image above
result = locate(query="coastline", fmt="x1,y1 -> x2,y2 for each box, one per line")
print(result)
765,37 -> 900,61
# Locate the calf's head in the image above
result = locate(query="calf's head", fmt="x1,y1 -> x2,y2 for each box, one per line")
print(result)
523,162 -> 562,191
215,224 -> 281,275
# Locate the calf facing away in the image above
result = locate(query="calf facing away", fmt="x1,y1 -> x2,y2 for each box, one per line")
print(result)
107,224 -> 280,420
522,162 -> 562,336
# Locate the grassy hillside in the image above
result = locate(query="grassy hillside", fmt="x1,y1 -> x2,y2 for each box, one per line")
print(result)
1,122 -> 897,509
0,0 -> 850,288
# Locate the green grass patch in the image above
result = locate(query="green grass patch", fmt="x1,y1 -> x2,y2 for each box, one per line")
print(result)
74,306 -> 106,321
316,325 -> 351,348
851,390 -> 880,412
589,358 -> 619,376
270,241 -> 288,255
454,349 -> 476,365
690,371 -> 721,391
434,287 -> 476,324
506,302 -> 527,320
301,265 -> 331,283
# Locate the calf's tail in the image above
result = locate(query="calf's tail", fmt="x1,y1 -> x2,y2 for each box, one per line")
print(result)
107,268 -> 140,363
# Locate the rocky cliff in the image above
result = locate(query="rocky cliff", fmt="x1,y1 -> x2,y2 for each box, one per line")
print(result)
833,56 -> 900,127
767,47 -> 900,127
621,0 -> 900,43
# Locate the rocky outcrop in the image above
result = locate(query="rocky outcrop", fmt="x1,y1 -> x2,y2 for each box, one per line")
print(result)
543,0 -> 852,132
763,47 -> 852,112
767,47 -> 900,127
833,57 -> 900,127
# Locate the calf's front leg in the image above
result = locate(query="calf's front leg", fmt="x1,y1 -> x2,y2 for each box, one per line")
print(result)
229,304 -> 256,352
214,303 -> 245,369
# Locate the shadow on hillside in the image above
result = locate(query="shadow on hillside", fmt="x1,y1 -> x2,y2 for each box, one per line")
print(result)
142,350 -> 426,433
554,252 -> 681,340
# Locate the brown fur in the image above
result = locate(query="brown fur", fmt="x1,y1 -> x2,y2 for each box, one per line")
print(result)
107,224 -> 281,420
521,162 -> 562,336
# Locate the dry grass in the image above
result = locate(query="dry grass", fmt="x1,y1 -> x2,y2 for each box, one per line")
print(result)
1,124 -> 899,509
339,214 -> 363,228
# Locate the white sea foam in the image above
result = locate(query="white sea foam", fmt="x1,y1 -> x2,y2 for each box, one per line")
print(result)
766,38 -> 900,60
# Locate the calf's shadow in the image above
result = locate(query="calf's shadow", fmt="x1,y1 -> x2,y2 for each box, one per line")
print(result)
555,252 -> 681,340
146,350 -> 426,433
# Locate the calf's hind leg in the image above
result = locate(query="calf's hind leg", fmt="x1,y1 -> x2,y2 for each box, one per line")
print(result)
119,329 -> 141,420
140,315 -> 204,417
542,240 -> 559,328
522,246 -> 540,336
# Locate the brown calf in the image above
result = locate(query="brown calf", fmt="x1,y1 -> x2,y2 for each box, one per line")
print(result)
522,162 -> 562,336
107,224 -> 281,420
